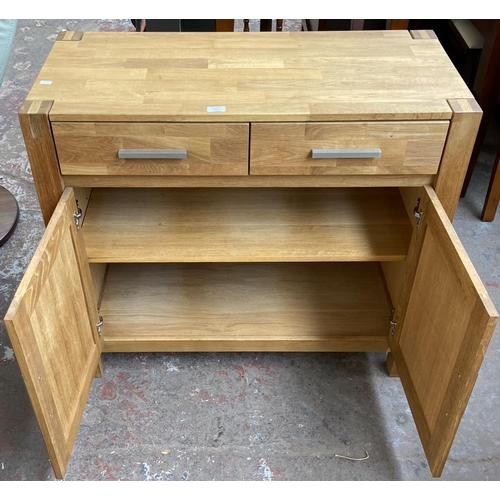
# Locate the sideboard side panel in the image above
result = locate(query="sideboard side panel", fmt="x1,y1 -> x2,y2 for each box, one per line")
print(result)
19,100 -> 64,226
433,99 -> 482,221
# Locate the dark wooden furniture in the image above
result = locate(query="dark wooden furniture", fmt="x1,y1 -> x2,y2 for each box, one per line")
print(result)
459,20 -> 500,221
132,20 -> 284,32
303,19 -> 409,31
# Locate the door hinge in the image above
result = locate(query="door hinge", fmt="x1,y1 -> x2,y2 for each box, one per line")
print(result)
73,208 -> 83,231
389,309 -> 397,336
414,198 -> 423,229
96,316 -> 103,337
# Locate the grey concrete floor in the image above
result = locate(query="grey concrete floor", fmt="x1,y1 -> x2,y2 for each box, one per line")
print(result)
1,20 -> 500,482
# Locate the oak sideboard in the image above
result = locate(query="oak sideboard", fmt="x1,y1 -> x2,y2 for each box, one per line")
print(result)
5,29 -> 498,479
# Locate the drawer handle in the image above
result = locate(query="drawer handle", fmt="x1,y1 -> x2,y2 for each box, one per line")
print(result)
312,148 -> 381,159
118,149 -> 187,159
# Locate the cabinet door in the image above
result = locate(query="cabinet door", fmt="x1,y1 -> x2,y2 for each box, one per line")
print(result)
4,188 -> 102,479
390,186 -> 498,477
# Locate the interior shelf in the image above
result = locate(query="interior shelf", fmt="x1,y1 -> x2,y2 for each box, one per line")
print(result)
100,262 -> 391,352
82,187 -> 412,263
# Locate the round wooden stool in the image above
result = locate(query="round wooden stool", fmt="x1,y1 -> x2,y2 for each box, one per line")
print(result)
0,186 -> 19,245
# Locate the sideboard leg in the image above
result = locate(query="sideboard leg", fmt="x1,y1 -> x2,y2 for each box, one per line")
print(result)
433,98 -> 482,221
94,354 -> 104,378
19,100 -> 64,225
386,352 -> 399,377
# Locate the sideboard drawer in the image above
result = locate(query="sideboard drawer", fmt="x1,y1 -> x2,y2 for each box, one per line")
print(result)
250,121 -> 449,176
52,122 -> 249,176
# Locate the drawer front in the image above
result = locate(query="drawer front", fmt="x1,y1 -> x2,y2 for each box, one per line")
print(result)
250,121 -> 449,176
52,123 -> 249,176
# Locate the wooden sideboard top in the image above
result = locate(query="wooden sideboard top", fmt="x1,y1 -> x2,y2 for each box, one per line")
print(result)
27,30 -> 473,122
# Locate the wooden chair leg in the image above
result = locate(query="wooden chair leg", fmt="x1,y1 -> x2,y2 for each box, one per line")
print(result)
94,354 -> 104,378
351,20 -> 365,31
215,20 -> 234,32
461,20 -> 500,198
318,20 -> 327,31
461,118 -> 488,197
390,20 -> 409,30
481,143 -> 500,221
277,20 -> 283,32
243,20 -> 250,32
260,19 -> 272,32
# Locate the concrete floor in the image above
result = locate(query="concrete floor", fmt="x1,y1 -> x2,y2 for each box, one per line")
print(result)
1,20 -> 500,481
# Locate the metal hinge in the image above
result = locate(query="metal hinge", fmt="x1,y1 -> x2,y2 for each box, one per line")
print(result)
96,316 -> 103,337
414,198 -> 423,229
389,309 -> 397,336
73,208 -> 82,231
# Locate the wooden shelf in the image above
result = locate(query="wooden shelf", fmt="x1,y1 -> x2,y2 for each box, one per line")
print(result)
82,187 -> 412,262
100,262 -> 391,352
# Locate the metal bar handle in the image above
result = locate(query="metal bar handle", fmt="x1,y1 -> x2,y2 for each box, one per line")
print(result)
118,149 -> 187,159
312,148 -> 381,159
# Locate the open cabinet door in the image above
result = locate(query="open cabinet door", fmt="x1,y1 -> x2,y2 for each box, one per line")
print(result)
4,188 -> 102,479
390,186 -> 498,477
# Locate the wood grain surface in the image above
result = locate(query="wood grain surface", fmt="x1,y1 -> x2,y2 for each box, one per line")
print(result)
18,100 -> 64,225
62,174 -> 436,189
53,122 -> 249,176
81,187 -> 412,263
100,262 -> 391,352
26,31 -> 473,122
9,28 -> 493,481
433,99 -> 482,220
389,186 -> 498,477
4,188 -> 101,479
250,121 -> 449,175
